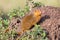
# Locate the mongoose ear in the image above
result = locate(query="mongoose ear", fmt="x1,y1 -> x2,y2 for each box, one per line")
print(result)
33,9 -> 41,17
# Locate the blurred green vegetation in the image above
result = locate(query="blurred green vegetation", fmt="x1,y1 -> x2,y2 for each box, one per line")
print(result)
20,24 -> 48,40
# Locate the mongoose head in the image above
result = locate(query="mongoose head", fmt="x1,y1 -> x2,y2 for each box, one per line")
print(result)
33,9 -> 41,17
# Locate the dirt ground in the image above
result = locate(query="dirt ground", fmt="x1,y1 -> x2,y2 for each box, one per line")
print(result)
39,6 -> 60,40
8,6 -> 60,40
